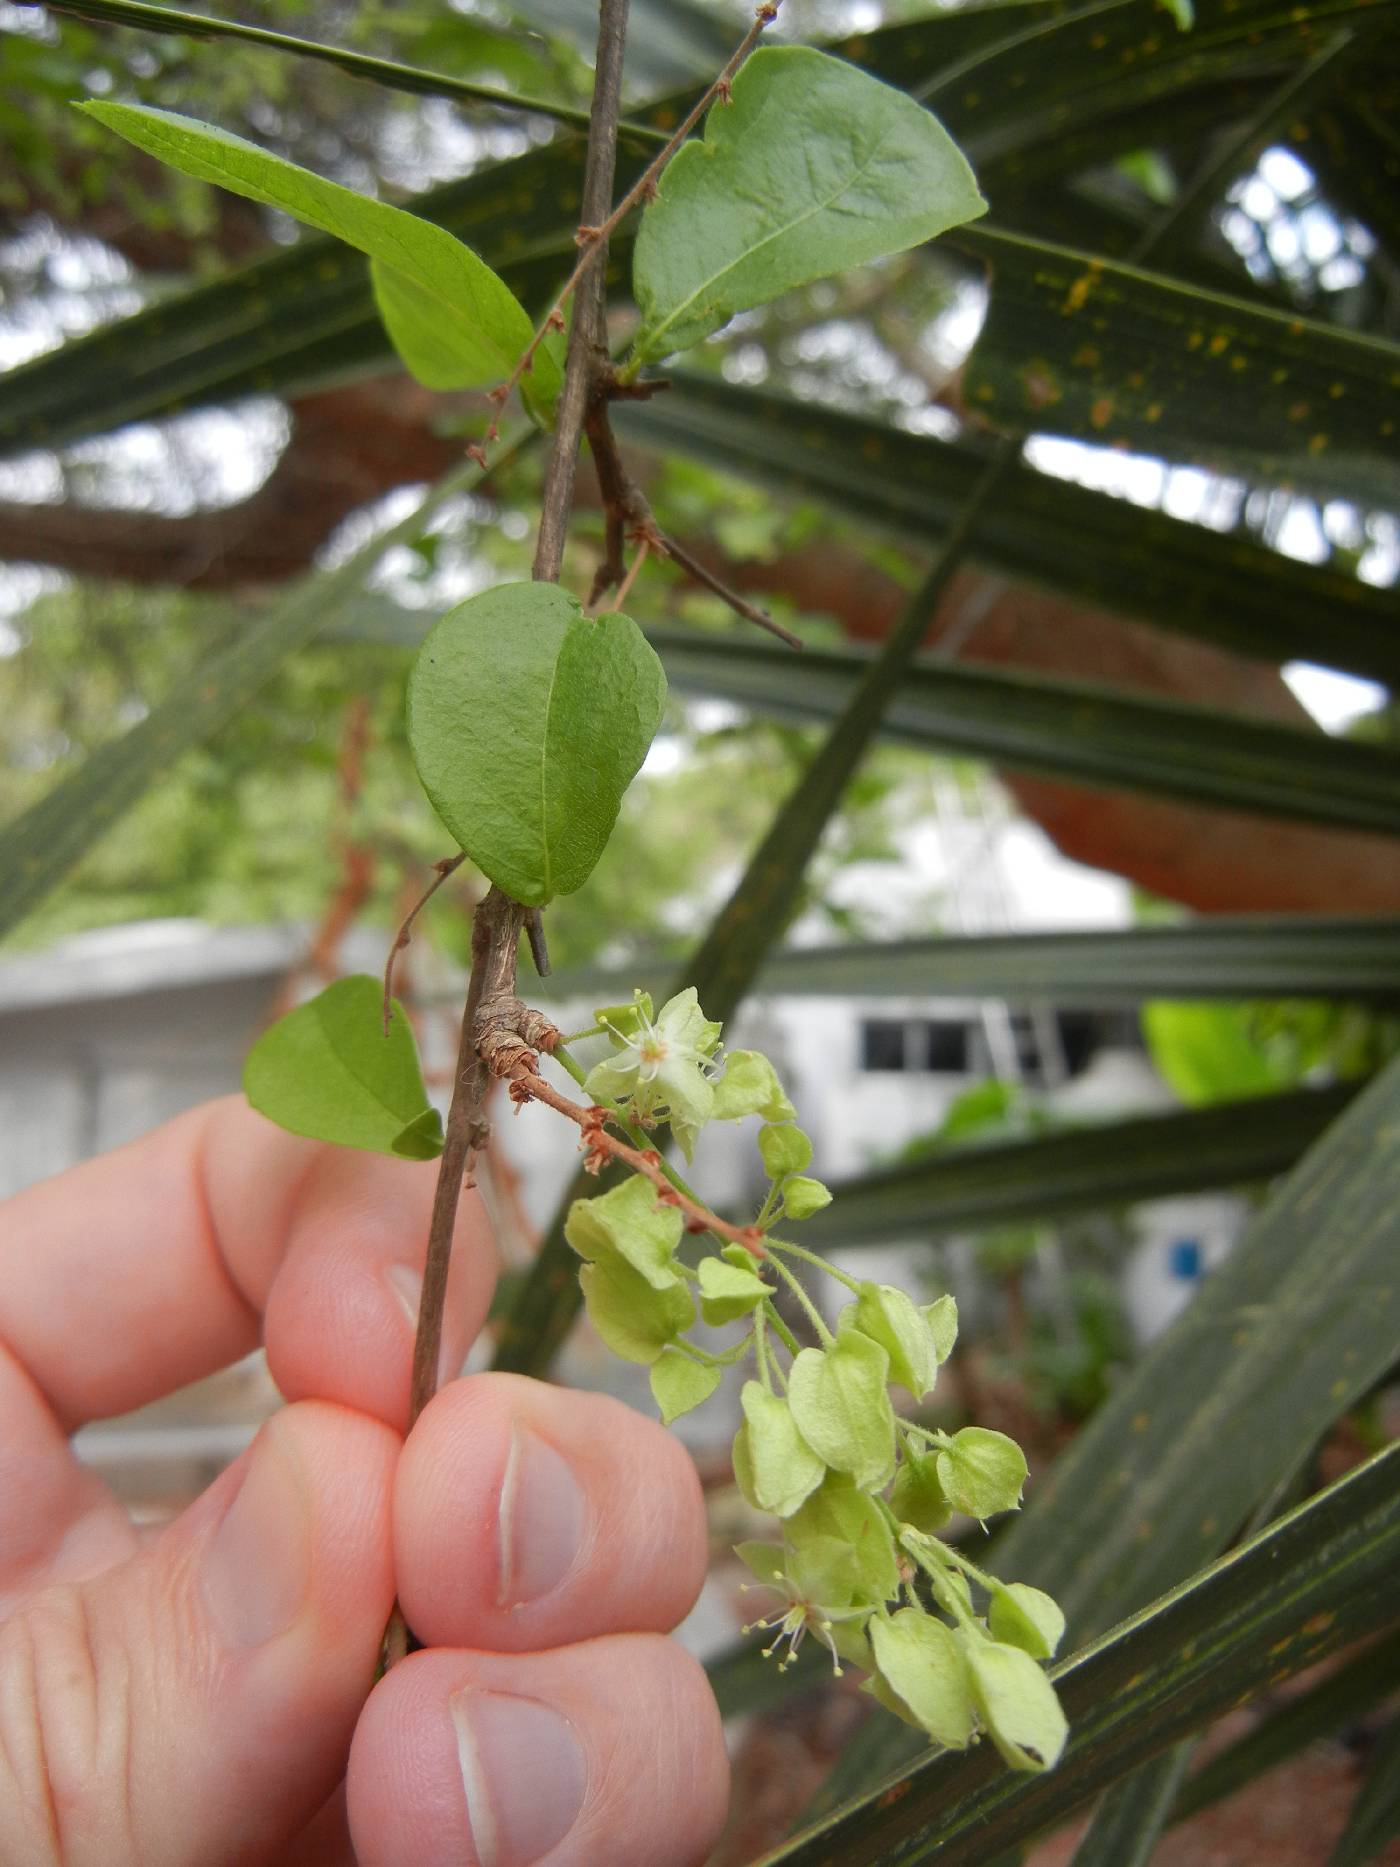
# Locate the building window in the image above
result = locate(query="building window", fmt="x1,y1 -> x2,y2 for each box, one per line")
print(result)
860,1017 -> 971,1074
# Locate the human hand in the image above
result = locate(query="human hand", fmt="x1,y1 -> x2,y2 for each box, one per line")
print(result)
0,1096 -> 728,1864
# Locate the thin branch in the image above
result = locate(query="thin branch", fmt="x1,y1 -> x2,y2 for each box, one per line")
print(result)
408,886 -> 524,1429
584,386 -> 804,646
502,1061 -> 766,1257
610,538 -> 651,613
531,0 -> 631,582
651,528 -> 804,649
506,0 -> 784,412
382,853 -> 465,1033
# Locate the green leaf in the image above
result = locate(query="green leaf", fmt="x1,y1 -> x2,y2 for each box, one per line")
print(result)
563,1173 -> 684,1290
965,1639 -> 1068,1773
649,1348 -> 721,1424
788,1324 -> 897,1492
783,1178 -> 834,1221
407,582 -> 666,906
77,102 -> 541,392
1142,1001 -> 1294,1105
988,1584 -> 1067,1662
739,1381 -> 827,1519
578,1253 -> 693,1365
854,1282 -> 939,1400
769,1445 -> 1400,1863
937,1428 -> 1029,1521
759,1122 -> 813,1178
697,1255 -> 770,1325
794,1082 -> 1359,1251
242,976 -> 441,1160
870,1611 -> 977,1751
632,45 -> 985,362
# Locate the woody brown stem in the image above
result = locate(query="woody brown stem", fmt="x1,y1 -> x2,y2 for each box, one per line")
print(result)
498,1059 -> 765,1257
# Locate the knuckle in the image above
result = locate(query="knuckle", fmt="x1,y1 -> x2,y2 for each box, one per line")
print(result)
0,1585 -> 136,1866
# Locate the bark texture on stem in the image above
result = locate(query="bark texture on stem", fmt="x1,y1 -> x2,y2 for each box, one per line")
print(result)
531,0 -> 630,584
406,0 -> 633,1448
407,885 -> 524,1429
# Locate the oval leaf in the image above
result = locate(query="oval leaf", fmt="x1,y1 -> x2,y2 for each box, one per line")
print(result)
242,976 -> 442,1160
631,46 -> 986,363
79,102 -> 541,393
407,583 -> 667,907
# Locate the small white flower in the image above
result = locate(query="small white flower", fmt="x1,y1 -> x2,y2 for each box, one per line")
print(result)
584,988 -> 722,1159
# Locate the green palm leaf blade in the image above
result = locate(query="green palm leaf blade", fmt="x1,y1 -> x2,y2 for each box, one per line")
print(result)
618,384 -> 1400,684
536,918 -> 1400,1007
1328,1711 -> 1400,1866
759,1444 -> 1400,1864
649,629 -> 1400,835
1172,1626 -> 1400,1824
1067,1747 -> 1194,1867
956,225 -> 1400,493
810,1051 -> 1400,1816
794,1084 -> 1356,1250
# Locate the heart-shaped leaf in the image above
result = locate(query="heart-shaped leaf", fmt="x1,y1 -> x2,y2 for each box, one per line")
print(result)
631,46 -> 986,364
242,975 -> 442,1160
407,582 -> 667,906
78,102 -> 557,403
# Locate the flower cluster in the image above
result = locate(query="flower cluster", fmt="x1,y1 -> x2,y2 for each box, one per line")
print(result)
564,988 -> 1068,1774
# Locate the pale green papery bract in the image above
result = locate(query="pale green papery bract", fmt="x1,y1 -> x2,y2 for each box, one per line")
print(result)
631,45 -> 987,363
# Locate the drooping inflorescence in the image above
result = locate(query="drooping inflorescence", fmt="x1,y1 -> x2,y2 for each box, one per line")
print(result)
564,987 -> 1068,1772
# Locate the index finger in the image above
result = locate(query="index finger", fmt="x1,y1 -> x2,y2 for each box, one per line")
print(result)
0,1094 -> 495,1434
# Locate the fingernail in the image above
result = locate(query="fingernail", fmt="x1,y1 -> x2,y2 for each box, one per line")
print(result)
497,1426 -> 585,1608
386,1262 -> 422,1330
452,1690 -> 586,1867
201,1430 -> 310,1647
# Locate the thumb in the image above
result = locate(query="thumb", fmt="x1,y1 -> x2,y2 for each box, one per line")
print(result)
0,1402 -> 397,1866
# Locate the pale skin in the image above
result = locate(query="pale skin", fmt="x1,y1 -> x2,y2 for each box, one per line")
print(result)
0,1097 -> 730,1865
